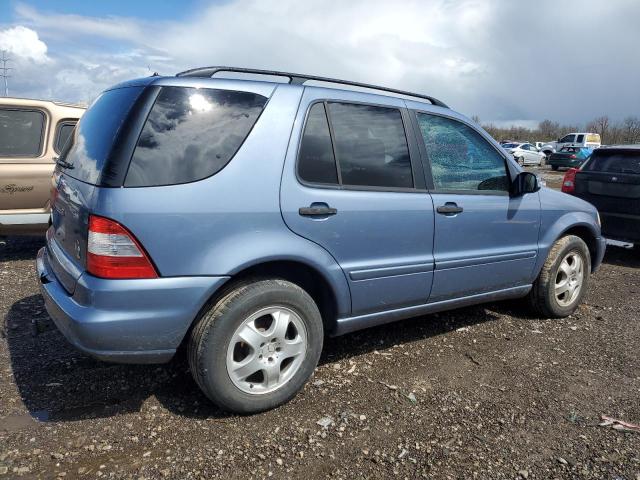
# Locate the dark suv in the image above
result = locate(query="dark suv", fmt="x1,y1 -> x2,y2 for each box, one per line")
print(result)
37,67 -> 605,413
563,145 -> 640,246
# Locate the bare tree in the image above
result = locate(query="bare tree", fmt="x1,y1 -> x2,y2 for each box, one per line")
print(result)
622,116 -> 640,144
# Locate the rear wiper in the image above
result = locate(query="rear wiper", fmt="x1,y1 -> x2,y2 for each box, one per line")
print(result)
54,157 -> 74,170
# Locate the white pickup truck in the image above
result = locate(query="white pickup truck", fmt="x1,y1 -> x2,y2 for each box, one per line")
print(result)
540,133 -> 601,157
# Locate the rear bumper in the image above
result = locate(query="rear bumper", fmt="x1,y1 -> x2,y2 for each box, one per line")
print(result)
600,212 -> 640,243
36,247 -> 229,364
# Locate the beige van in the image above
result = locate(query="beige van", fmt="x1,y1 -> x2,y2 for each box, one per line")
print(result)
0,97 -> 85,234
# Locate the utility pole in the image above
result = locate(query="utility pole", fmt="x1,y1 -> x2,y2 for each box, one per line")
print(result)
0,50 -> 12,97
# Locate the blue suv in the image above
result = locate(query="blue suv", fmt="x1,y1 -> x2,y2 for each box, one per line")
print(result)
37,67 -> 606,413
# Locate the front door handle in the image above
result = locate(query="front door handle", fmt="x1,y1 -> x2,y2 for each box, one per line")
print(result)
299,204 -> 338,217
436,202 -> 463,215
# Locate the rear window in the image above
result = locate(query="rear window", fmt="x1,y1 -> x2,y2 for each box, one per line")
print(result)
63,87 -> 144,184
584,150 -> 640,174
125,86 -> 267,187
0,108 -> 45,157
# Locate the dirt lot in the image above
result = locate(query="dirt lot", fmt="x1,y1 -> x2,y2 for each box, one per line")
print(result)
1,179 -> 640,479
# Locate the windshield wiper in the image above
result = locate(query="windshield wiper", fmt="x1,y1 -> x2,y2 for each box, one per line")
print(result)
54,157 -> 75,170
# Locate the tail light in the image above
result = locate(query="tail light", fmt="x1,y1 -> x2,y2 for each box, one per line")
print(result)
569,154 -> 577,159
87,215 -> 158,279
561,168 -> 578,194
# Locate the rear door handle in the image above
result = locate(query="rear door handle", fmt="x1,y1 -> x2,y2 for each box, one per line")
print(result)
436,203 -> 463,215
299,204 -> 338,217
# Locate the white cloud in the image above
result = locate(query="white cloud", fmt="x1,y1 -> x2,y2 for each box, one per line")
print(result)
0,25 -> 49,63
4,0 -> 640,126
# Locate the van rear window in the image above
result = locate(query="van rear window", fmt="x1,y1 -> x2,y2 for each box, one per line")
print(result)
124,86 -> 267,187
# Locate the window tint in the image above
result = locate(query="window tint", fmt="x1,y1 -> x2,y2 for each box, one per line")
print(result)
54,121 -> 77,154
126,86 -> 267,187
0,108 -> 45,157
298,103 -> 338,184
521,144 -> 530,150
64,87 -> 144,184
584,150 -> 640,174
416,113 -> 510,192
576,134 -> 584,143
559,134 -> 575,143
327,103 -> 413,188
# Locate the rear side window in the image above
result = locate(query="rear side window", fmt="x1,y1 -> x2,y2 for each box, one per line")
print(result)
584,150 -> 640,174
298,103 -> 338,185
327,103 -> 413,188
125,86 -> 267,187
576,134 -> 584,143
0,108 -> 45,157
416,113 -> 509,192
54,121 -> 77,154
63,87 -> 144,184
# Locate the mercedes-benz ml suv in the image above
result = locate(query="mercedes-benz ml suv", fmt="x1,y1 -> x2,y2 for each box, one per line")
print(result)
37,67 -> 605,413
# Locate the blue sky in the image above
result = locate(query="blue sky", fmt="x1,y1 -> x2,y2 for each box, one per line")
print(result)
0,0 -> 206,21
1,0 -> 639,126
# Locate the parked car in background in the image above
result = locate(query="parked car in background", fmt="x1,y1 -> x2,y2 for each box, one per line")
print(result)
541,133 -> 601,157
0,97 -> 85,235
535,142 -> 545,151
37,67 -> 605,414
548,146 -> 592,170
563,145 -> 640,247
502,142 -> 546,166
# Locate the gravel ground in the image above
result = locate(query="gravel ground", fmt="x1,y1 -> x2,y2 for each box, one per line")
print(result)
1,175 -> 639,479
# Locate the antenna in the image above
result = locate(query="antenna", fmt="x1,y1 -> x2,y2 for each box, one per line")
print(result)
0,50 -> 12,97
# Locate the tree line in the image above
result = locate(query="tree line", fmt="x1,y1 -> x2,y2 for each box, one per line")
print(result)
472,115 -> 640,146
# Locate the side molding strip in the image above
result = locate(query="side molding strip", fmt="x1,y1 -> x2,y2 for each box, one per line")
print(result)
333,284 -> 531,336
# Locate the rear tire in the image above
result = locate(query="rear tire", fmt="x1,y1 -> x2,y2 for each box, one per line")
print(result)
188,279 -> 323,414
528,235 -> 591,318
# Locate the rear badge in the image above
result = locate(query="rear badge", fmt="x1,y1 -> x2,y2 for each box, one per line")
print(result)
75,239 -> 82,259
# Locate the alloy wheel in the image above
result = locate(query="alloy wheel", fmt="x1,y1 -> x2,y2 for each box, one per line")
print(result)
226,306 -> 307,394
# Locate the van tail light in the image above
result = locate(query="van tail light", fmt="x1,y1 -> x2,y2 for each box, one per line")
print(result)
561,168 -> 578,194
87,215 -> 158,279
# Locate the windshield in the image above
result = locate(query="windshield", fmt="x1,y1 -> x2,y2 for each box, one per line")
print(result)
61,87 -> 143,184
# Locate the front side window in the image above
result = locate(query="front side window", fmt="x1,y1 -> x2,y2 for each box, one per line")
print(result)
559,134 -> 575,143
126,86 -> 267,187
327,102 -> 413,188
416,113 -> 509,192
0,108 -> 45,157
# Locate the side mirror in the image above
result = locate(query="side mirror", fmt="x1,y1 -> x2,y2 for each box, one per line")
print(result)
511,171 -> 540,196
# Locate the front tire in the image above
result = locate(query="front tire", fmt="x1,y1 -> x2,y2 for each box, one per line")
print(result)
188,279 -> 323,414
528,235 -> 591,318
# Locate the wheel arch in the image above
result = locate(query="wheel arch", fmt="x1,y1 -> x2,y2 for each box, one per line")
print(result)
535,214 -> 601,279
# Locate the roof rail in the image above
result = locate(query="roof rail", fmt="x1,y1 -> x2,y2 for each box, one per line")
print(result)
176,66 -> 449,108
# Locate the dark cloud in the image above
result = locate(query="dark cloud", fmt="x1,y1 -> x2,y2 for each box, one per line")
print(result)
2,0 -> 638,125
